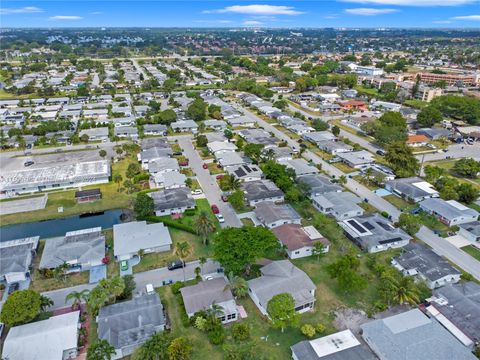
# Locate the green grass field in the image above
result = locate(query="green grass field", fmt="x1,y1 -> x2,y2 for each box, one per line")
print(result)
461,245 -> 480,261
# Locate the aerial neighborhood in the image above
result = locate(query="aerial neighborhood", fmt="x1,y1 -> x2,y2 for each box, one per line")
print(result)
0,24 -> 479,360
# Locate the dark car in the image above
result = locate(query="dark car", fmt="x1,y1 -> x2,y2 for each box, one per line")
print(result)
299,143 -> 307,149
221,195 -> 229,202
376,149 -> 386,156
23,161 -> 34,167
168,260 -> 186,271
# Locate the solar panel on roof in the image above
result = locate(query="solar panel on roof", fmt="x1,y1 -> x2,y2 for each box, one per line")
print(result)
244,165 -> 252,172
362,221 -> 375,231
376,221 -> 394,231
347,219 -> 368,234
379,237 -> 403,245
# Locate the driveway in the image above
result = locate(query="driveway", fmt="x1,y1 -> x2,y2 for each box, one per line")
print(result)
416,226 -> 480,281
177,136 -> 242,228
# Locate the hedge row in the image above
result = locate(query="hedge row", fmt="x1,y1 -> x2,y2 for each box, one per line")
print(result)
144,216 -> 197,234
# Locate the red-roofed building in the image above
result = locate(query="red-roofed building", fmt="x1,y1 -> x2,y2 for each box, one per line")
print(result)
336,100 -> 368,111
407,135 -> 429,147
272,224 -> 330,259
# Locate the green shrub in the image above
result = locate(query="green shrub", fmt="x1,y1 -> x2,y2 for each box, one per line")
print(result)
380,211 -> 389,218
145,216 -> 196,234
184,209 -> 196,216
171,281 -> 185,295
301,324 -> 316,338
207,324 -> 225,345
315,323 -> 326,334
231,323 -> 250,341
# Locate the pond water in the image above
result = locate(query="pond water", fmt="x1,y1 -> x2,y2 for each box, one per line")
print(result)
0,209 -> 126,241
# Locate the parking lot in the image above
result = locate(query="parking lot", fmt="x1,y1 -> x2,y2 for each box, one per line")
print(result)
0,149 -> 102,172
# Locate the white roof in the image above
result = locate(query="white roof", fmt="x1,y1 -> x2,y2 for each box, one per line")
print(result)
310,329 -> 360,358
412,181 -> 438,195
3,311 -> 80,360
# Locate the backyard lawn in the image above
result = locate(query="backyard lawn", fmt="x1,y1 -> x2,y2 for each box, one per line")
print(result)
461,245 -> 480,262
383,194 -> 413,210
332,162 -> 356,174
0,155 -> 136,226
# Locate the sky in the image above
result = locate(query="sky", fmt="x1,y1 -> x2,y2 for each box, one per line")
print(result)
1,0 -> 480,28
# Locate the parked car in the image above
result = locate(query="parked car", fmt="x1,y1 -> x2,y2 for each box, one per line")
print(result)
191,189 -> 203,195
179,161 -> 189,166
221,195 -> 229,202
216,174 -> 224,180
168,260 -> 186,271
23,161 -> 34,167
211,204 -> 219,214
120,260 -> 129,271
216,214 -> 225,223
146,283 -> 155,294
376,149 -> 386,156
202,163 -> 208,169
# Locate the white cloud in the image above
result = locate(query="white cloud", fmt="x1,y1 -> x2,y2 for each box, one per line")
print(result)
243,20 -> 263,25
204,5 -> 303,16
452,14 -> 480,20
432,20 -> 453,23
345,8 -> 399,15
0,6 -> 43,15
340,0 -> 475,6
49,15 -> 83,20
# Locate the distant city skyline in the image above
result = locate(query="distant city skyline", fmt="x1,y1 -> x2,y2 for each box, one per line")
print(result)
1,1 -> 480,28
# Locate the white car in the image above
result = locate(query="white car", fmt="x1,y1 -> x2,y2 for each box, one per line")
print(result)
216,214 -> 225,223
191,189 -> 203,195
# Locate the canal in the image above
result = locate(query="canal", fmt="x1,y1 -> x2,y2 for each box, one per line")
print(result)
0,209 -> 127,241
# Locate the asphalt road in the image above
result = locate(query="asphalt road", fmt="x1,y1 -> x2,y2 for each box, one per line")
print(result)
417,142 -> 480,162
416,226 -> 480,281
177,136 -> 242,228
42,259 -> 220,310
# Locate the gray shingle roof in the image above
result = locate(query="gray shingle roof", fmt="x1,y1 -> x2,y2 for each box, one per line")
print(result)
0,237 -> 39,277
394,242 -> 461,282
361,309 -> 477,360
39,228 -> 105,269
420,198 -> 479,221
180,277 -> 234,315
386,177 -> 438,200
248,260 -> 315,308
431,281 -> 480,344
254,202 -> 301,225
297,174 -> 342,196
148,187 -> 195,211
242,180 -> 283,202
97,293 -> 165,349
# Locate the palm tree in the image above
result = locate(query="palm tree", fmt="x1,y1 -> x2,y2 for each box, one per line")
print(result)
174,241 -> 192,283
195,211 -> 216,245
225,175 -> 241,191
338,175 -> 347,186
40,295 -> 54,312
225,271 -> 249,298
113,174 -> 123,192
103,276 -> 125,303
207,303 -> 225,320
262,148 -> 276,162
393,276 -> 420,305
65,289 -> 90,310
363,167 -> 373,186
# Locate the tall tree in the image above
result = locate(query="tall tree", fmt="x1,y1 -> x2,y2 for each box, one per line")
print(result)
392,276 -> 420,305
195,211 -> 216,245
213,227 -> 279,275
326,255 -> 367,293
267,293 -> 300,333
385,141 -> 419,178
0,290 -> 42,327
225,271 -> 249,298
174,241 -> 192,282
134,192 -> 154,219
65,289 -> 90,310
167,337 -> 192,360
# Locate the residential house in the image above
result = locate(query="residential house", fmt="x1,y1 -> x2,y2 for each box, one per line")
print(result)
97,293 -> 166,359
296,174 -> 342,197
336,100 -> 368,111
225,163 -> 263,182
0,236 -> 39,285
114,126 -> 138,139
180,278 -> 239,324
361,309 -> 477,360
254,201 -> 301,229
291,329 -> 376,360
39,227 -> 105,271
147,157 -> 180,175
392,242 -> 461,289
312,191 -> 364,220
340,213 -> 412,253
139,147 -> 173,169
385,177 -> 439,203
79,127 -> 109,142
407,134 -> 429,147
248,260 -> 316,316
337,150 -> 374,169
267,147 -> 293,162
216,151 -> 246,168
205,132 -> 227,143
458,221 -> 480,243
318,140 -> 353,155
419,198 -> 479,226
3,311 -> 80,360
303,131 -> 336,146
279,158 -> 320,177
113,221 -> 172,261
417,128 -> 451,140
272,224 -> 329,259
148,187 -> 195,216
171,120 -> 198,133
227,116 -> 256,128
204,119 -> 227,131
153,171 -> 187,189
207,141 -> 237,155
242,180 -> 284,207
143,124 -> 167,136
425,281 -> 480,349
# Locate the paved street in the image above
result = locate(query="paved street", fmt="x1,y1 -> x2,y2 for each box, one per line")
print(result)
177,136 -> 242,228
42,259 -> 221,310
416,142 -> 480,162
417,226 -> 480,281
232,102 -> 401,221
